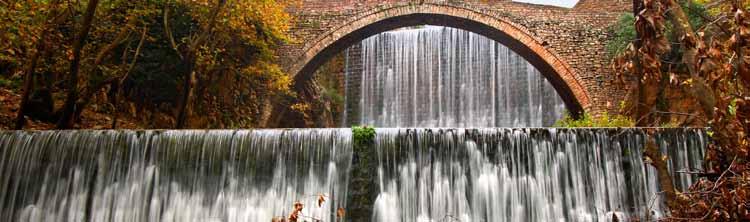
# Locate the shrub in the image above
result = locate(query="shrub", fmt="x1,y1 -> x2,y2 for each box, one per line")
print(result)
554,112 -> 634,128
352,125 -> 376,146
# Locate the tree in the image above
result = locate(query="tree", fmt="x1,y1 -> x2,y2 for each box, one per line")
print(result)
3,0 -> 295,129
171,0 -> 227,129
69,1 -> 161,127
11,0 -> 67,129
615,0 -> 749,219
170,0 -> 293,128
56,0 -> 102,129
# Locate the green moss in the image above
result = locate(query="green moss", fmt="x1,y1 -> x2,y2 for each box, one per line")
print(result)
352,125 -> 376,146
554,112 -> 634,128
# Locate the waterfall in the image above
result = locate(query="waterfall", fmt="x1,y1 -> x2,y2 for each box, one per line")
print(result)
0,27 -> 708,222
372,128 -> 706,222
0,128 -> 705,221
0,130 -> 352,222
345,26 -> 567,127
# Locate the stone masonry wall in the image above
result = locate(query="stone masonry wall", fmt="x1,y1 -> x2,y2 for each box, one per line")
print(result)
269,0 -> 635,126
574,0 -> 632,12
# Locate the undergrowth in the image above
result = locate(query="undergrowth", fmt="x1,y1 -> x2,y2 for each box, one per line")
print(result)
554,112 -> 635,128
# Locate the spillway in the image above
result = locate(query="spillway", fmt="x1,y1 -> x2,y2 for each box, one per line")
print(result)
0,128 -> 705,221
0,130 -> 352,222
344,26 -> 567,127
371,128 -> 705,222
0,25 -> 708,222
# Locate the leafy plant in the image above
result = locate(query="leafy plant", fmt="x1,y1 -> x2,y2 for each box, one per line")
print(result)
612,0 -> 750,219
606,13 -> 636,58
0,76 -> 21,90
554,112 -> 634,128
352,125 -> 376,146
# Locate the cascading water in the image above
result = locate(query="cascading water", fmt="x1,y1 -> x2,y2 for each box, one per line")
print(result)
0,130 -> 352,222
0,128 -> 706,222
0,25 -> 709,222
372,128 -> 706,222
344,26 -> 566,127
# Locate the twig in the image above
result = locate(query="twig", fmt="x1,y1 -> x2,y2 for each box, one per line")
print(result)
163,0 -> 182,59
705,0 -> 732,9
664,156 -> 738,221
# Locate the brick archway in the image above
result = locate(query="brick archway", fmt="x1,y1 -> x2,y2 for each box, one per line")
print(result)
286,4 -> 591,116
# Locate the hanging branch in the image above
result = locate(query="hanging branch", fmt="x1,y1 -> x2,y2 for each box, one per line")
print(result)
71,17 -> 138,124
163,0 -> 182,59
112,25 -> 148,128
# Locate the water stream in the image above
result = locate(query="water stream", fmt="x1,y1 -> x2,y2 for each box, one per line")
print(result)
345,26 -> 566,127
0,130 -> 352,222
372,128 -> 705,222
0,26 -> 708,222
0,128 -> 706,222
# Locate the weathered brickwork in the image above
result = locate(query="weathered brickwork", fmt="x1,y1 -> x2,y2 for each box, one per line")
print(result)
574,0 -> 632,12
277,0 -> 633,118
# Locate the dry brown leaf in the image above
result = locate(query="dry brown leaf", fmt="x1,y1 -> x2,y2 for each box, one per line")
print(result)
317,194 -> 325,207
337,207 -> 345,218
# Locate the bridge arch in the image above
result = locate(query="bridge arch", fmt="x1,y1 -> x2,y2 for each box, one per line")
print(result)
287,3 -> 592,117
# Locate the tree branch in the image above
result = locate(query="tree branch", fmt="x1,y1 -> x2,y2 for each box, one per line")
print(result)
56,0 -> 100,129
112,26 -> 148,129
14,0 -> 63,129
662,0 -> 717,118
643,137 -> 679,211
163,1 -> 182,59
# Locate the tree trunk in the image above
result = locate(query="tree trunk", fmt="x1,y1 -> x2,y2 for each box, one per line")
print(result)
174,0 -> 227,129
14,0 -> 63,129
736,1 -> 749,85
632,0 -> 650,126
175,65 -> 196,128
111,26 -> 148,129
56,0 -> 101,129
110,81 -> 119,129
662,0 -> 716,119
15,47 -> 42,129
643,138 -> 679,210
69,12 -> 137,125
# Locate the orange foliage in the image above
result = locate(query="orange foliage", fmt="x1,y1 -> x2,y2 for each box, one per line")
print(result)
614,0 -> 750,220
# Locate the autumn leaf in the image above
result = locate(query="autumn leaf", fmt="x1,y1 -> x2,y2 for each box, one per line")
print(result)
317,194 -> 326,207
287,202 -> 304,222
337,207 -> 346,218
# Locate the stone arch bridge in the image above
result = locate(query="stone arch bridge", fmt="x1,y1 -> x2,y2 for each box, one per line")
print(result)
266,0 -> 633,126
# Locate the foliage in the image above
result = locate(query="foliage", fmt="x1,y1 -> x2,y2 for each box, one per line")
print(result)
0,1 -> 66,75
695,0 -> 750,15
0,76 -> 21,90
1,0 -> 296,129
607,14 -> 637,58
275,52 -> 346,128
612,0 -> 750,219
315,55 -> 346,109
320,87 -> 345,108
554,112 -> 634,128
352,126 -> 376,147
606,2 -> 708,59
271,195 -> 345,222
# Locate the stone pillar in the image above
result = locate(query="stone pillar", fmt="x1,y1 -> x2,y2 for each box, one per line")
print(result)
345,138 -> 378,221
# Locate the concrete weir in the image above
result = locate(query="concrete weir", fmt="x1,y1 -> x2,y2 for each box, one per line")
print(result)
0,128 -> 706,221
